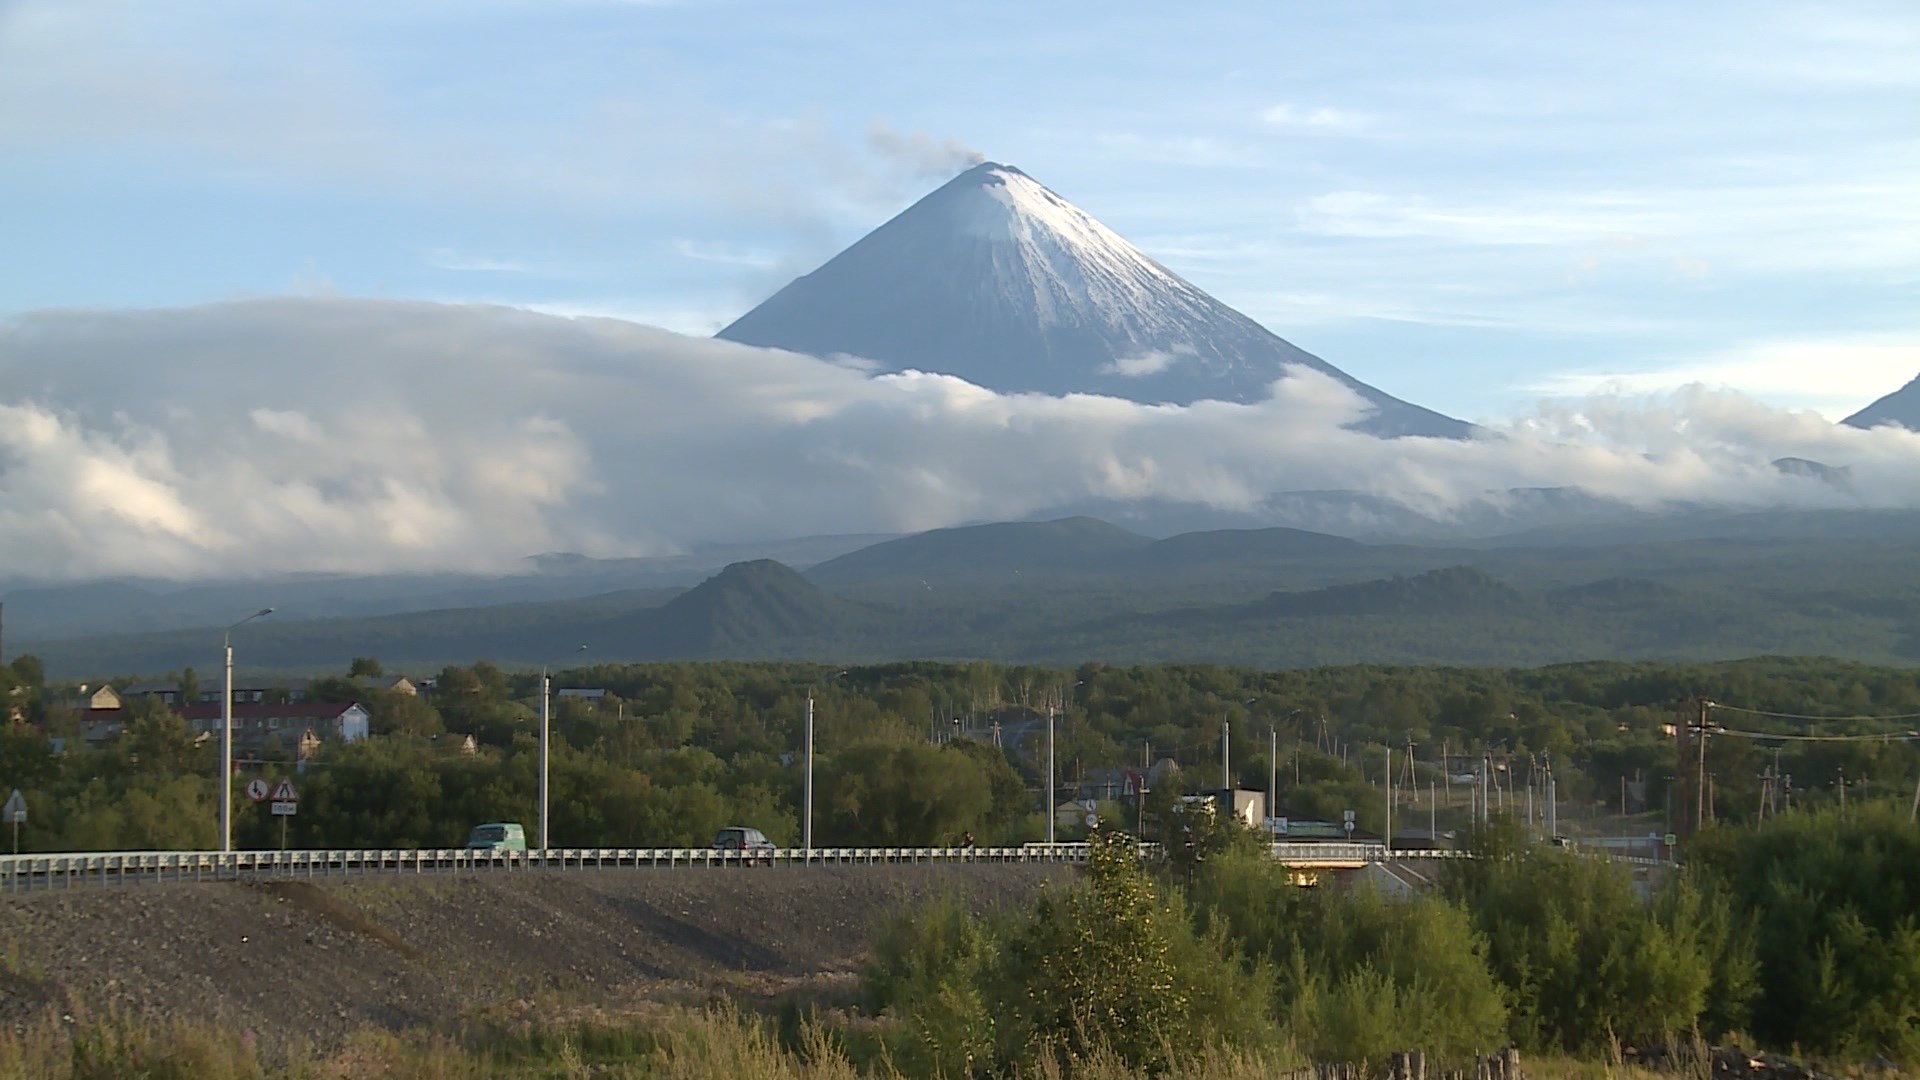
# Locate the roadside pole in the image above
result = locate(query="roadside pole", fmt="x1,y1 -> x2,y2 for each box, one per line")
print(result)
1385,746 -> 1393,853
803,694 -> 814,855
1046,704 -> 1056,845
1268,727 -> 1277,841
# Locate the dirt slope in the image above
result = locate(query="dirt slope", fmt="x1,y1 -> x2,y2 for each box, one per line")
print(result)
0,864 -> 1074,1046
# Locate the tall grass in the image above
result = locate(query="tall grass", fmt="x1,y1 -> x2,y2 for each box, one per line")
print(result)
0,1004 -> 1824,1080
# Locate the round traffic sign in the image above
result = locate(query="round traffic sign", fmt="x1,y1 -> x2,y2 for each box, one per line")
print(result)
245,778 -> 270,803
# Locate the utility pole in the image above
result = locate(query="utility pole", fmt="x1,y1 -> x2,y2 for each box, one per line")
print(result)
1547,761 -> 1557,838
1221,712 -> 1231,791
1269,726 -> 1278,840
1046,703 -> 1056,845
1696,698 -> 1711,832
539,669 -> 550,849
1140,739 -> 1150,838
1385,746 -> 1393,852
803,694 -> 815,854
1909,771 -> 1919,824
538,643 -> 588,852
220,607 -> 273,854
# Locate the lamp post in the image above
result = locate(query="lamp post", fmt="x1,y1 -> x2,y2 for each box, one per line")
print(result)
803,670 -> 847,857
539,643 -> 588,851
1223,697 -> 1256,792
221,607 -> 273,853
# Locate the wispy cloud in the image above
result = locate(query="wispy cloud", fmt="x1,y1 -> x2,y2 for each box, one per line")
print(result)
1526,338 -> 1920,419
1258,103 -> 1373,135
1100,347 -> 1194,378
671,239 -> 780,270
425,248 -> 533,273
1092,133 -> 1266,167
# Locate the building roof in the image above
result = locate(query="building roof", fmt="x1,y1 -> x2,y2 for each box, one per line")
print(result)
123,678 -> 311,696
176,701 -> 362,721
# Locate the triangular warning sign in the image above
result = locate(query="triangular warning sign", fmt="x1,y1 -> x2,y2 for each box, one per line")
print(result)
271,779 -> 298,802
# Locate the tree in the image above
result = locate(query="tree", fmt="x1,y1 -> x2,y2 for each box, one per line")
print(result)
348,656 -> 384,678
1444,817 -> 1726,1052
1690,805 -> 1920,1060
817,741 -> 999,846
997,828 -> 1276,1072
1193,848 -> 1508,1062
9,655 -> 44,689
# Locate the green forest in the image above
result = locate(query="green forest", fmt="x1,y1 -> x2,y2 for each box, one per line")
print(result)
3,653 -> 1918,853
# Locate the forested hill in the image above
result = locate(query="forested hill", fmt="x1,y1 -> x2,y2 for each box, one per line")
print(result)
16,525 -> 1920,677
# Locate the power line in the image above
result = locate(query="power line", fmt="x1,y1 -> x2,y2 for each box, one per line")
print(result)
1711,727 -> 1918,744
1706,702 -> 1920,723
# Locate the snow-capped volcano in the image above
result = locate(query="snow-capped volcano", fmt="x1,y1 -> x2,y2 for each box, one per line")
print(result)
718,162 -> 1467,438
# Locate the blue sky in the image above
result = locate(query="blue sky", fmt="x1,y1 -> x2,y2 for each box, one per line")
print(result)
3,0 -> 1917,422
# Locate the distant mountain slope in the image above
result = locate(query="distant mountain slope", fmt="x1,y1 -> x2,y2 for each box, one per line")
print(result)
1140,526 -> 1363,566
649,560 -> 858,652
1547,577 -> 1684,610
807,517 -> 1152,583
717,162 -> 1467,439
1257,566 -> 1530,617
24,534 -> 1920,677
1845,373 -> 1920,430
0,532 -> 893,643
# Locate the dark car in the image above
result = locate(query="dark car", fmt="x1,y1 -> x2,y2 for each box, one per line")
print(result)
712,826 -> 776,860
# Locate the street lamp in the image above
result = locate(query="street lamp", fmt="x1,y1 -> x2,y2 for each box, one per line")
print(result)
221,607 -> 273,853
1224,696 -> 1255,791
540,643 -> 588,851
803,669 -> 848,857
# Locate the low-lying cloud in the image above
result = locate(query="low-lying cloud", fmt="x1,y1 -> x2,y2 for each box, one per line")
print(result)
2,297 -> 1918,582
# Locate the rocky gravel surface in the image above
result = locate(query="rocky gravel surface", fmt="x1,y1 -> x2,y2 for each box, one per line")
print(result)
0,864 -> 1073,1048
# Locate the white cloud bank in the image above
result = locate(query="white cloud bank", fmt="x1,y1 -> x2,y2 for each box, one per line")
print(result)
2,298 -> 1919,582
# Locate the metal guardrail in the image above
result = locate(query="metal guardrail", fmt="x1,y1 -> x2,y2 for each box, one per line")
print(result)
0,840 -> 1659,894
0,843 -> 1099,892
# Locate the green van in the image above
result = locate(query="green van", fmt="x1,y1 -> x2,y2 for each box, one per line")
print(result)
465,822 -> 528,852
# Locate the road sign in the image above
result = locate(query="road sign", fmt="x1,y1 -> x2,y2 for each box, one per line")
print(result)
4,789 -> 24,855
271,801 -> 298,816
245,778 -> 270,803
1342,810 -> 1355,822
1664,833 -> 1678,846
1084,813 -> 1099,828
271,779 -> 298,802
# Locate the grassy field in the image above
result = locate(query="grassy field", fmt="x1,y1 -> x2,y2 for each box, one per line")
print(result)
0,1005 -> 1733,1080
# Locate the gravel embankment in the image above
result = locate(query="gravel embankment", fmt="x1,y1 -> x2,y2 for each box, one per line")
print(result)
0,864 -> 1074,1046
